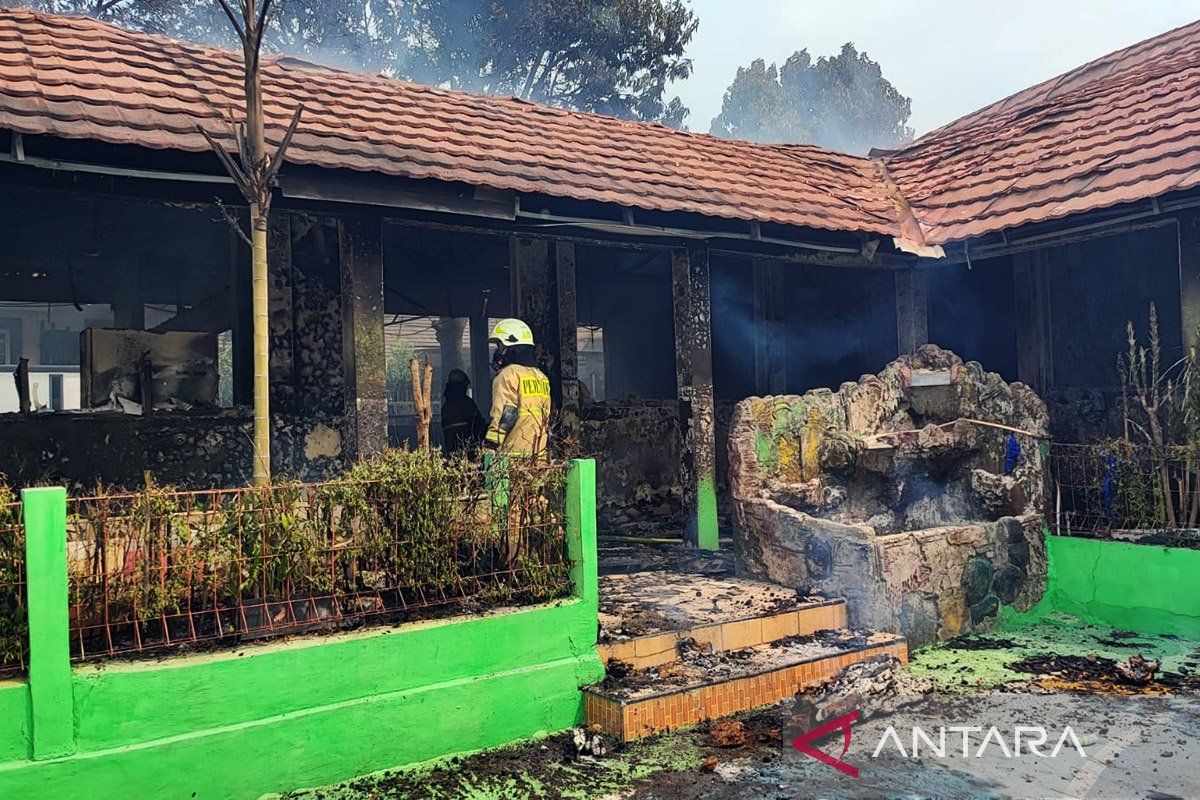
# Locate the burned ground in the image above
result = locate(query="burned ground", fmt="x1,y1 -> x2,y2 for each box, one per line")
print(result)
287,612 -> 1200,799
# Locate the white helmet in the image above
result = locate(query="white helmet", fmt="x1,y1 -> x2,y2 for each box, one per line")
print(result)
489,318 -> 535,347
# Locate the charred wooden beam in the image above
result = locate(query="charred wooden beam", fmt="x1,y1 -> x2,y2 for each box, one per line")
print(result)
1013,249 -> 1054,391
510,236 -> 579,437
230,224 -> 254,407
268,213 -> 295,415
895,267 -> 929,355
13,358 -> 30,414
1180,212 -> 1200,349
555,241 -> 580,438
673,243 -> 718,550
470,303 -> 493,415
339,214 -> 388,461
753,259 -> 787,395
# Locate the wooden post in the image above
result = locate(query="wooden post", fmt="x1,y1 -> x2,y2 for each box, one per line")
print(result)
470,308 -> 493,415
339,215 -> 388,462
672,244 -> 719,550
230,226 -> 254,407
555,242 -> 579,437
511,236 -> 578,437
14,357 -> 30,414
895,267 -> 929,355
1179,213 -> 1200,350
267,213 -> 295,415
753,259 -> 787,395
137,353 -> 153,415
410,358 -> 434,451
1013,249 -> 1054,391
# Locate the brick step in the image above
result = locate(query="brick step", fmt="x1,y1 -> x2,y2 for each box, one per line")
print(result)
585,629 -> 907,742
597,597 -> 846,670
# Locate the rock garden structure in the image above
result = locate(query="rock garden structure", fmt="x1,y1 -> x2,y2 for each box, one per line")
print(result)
729,345 -> 1049,645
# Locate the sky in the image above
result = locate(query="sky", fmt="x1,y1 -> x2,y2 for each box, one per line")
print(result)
671,0 -> 1199,137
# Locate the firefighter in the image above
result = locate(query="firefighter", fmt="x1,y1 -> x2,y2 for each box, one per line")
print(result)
484,318 -> 551,459
440,369 -> 487,455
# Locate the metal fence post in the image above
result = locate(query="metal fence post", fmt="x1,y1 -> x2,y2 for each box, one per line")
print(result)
22,486 -> 74,760
566,459 -> 598,611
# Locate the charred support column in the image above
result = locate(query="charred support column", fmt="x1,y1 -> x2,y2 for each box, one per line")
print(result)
753,259 -> 787,395
555,242 -> 580,437
1180,212 -> 1200,349
230,226 -> 254,406
511,236 -> 578,435
339,215 -> 388,461
673,244 -> 719,550
895,267 -> 929,355
267,214 -> 296,471
470,309 -> 492,414
267,214 -> 295,411
1013,248 -> 1054,391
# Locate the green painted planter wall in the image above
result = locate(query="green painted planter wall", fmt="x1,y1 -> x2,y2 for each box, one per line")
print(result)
1033,534 -> 1200,638
0,459 -> 603,800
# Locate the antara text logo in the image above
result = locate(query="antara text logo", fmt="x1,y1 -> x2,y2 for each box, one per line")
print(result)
790,710 -> 1088,778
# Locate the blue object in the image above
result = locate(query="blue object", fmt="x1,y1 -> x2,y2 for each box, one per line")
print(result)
1101,453 -> 1119,523
1004,433 -> 1022,475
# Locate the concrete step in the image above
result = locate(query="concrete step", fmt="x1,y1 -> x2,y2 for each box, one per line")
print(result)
585,629 -> 908,741
598,597 -> 847,670
598,571 -> 845,670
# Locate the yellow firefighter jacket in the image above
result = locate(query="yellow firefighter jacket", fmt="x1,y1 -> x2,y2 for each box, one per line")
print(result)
485,364 -> 551,457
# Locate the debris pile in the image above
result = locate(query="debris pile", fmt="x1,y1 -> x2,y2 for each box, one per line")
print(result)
597,571 -> 806,643
707,719 -> 747,748
1008,652 -> 1187,693
570,725 -> 611,759
788,655 -> 932,733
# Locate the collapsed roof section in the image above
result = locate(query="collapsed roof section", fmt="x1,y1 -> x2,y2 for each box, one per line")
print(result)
1,9 -> 1199,250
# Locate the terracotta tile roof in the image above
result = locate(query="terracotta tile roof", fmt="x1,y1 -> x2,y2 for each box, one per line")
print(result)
0,9 -> 912,240
884,18 -> 1200,244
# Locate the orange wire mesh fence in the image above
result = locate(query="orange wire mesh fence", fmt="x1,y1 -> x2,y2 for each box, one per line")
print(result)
63,452 -> 572,663
1049,442 -> 1200,537
0,489 -> 26,679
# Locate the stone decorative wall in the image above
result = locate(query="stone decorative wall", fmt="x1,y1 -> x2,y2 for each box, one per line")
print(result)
729,345 -> 1050,645
0,411 -> 257,490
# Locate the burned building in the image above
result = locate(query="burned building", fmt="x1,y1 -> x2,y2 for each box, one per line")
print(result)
2,10 -> 1200,546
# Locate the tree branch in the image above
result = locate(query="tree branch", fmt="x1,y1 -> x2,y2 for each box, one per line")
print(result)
197,124 -> 253,199
264,103 -> 304,185
213,0 -> 247,44
252,0 -> 276,54
214,198 -> 252,245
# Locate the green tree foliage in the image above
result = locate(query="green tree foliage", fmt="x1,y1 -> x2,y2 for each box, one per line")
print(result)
17,0 -> 697,126
710,43 -> 914,153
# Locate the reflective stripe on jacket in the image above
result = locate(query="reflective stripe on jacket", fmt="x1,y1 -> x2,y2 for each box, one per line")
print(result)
485,364 -> 551,457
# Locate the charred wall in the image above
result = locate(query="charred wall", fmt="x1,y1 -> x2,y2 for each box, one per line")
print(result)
0,199 -> 356,490
579,400 -> 683,535
927,220 -> 1186,445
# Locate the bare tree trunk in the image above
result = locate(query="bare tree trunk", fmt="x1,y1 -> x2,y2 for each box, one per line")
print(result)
411,358 -> 433,451
203,0 -> 302,485
250,207 -> 270,482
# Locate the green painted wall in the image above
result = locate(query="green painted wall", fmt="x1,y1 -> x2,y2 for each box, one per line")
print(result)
0,681 -> 30,763
1031,535 -> 1200,638
0,460 -> 603,799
